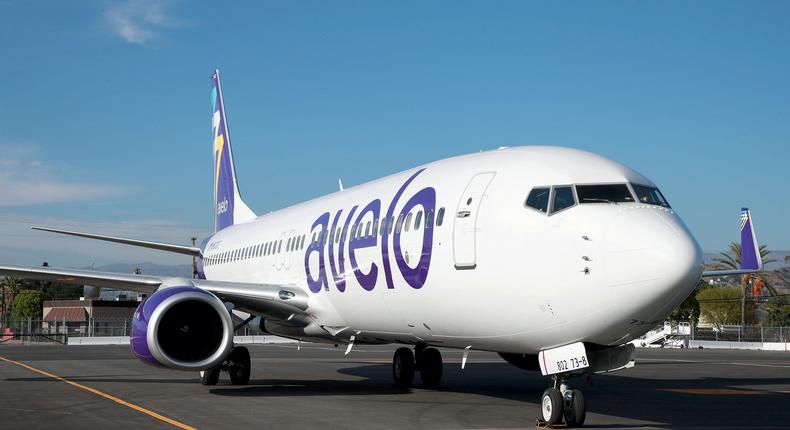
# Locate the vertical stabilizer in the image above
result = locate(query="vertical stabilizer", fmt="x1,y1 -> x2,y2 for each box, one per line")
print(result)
739,208 -> 762,271
211,69 -> 256,233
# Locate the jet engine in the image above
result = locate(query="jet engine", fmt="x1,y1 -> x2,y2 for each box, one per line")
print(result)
131,285 -> 234,370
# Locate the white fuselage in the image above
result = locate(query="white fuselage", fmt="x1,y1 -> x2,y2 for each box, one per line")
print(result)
201,146 -> 703,354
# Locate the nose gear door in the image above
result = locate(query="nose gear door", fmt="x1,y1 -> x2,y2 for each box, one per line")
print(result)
453,172 -> 495,269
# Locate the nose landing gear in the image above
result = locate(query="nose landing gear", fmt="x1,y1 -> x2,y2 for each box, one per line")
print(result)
536,376 -> 586,428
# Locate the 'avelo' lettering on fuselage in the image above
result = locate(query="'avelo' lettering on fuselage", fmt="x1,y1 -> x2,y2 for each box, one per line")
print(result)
304,169 -> 436,294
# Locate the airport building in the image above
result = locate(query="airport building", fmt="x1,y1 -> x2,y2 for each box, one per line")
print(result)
42,298 -> 139,336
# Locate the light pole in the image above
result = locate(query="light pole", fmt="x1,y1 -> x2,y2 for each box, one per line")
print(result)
191,237 -> 198,279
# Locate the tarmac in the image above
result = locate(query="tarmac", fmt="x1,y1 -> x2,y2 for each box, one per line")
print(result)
1,343 -> 789,429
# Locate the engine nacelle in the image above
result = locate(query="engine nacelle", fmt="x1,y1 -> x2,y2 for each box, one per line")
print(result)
131,286 -> 234,370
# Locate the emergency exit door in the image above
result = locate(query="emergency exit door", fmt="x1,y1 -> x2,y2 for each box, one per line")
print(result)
453,172 -> 495,269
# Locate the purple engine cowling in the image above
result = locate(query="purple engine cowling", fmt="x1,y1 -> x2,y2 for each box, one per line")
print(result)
131,285 -> 234,370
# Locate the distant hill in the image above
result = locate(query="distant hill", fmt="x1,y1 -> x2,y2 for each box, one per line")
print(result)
77,263 -> 193,278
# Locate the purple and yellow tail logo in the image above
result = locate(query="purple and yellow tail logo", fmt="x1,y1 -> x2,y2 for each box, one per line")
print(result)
211,70 -> 256,232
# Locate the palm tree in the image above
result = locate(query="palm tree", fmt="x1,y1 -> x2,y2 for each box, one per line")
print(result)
711,242 -> 777,330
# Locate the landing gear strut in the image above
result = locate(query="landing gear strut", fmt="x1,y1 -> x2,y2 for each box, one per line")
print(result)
199,345 -> 251,386
391,344 -> 443,389
537,375 -> 586,428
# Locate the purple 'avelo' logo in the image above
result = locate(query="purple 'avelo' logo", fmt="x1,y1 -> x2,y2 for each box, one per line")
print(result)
304,169 -> 435,293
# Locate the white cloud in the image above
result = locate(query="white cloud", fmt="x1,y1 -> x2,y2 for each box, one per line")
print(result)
0,144 -> 131,207
104,0 -> 174,45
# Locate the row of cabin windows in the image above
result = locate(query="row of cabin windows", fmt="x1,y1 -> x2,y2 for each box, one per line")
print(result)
525,183 -> 670,216
203,234 -> 307,266
203,206 -> 446,266
311,207 -> 445,246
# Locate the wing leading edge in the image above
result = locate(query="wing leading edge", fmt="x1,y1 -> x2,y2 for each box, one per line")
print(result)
0,264 -> 308,320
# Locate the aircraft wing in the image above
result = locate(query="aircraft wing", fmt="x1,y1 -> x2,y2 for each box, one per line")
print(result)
701,208 -> 763,278
0,264 -> 308,320
31,226 -> 201,256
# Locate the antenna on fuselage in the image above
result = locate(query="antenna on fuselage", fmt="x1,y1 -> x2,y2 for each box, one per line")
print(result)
338,178 -> 344,191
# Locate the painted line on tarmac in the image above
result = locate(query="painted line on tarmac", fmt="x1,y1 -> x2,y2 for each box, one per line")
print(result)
0,355 -> 197,430
660,388 -> 769,395
640,358 -> 790,368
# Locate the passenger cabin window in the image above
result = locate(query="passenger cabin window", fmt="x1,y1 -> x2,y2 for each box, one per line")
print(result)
525,187 -> 550,213
436,207 -> 445,226
576,184 -> 634,204
414,211 -> 422,230
404,213 -> 412,232
425,209 -> 434,228
632,184 -> 671,208
551,186 -> 576,214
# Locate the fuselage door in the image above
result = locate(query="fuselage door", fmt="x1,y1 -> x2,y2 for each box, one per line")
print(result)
453,172 -> 495,269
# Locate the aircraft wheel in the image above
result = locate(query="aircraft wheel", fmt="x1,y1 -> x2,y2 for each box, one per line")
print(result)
200,367 -> 220,386
228,346 -> 251,385
564,389 -> 586,427
540,388 -> 563,426
392,347 -> 415,388
420,347 -> 443,388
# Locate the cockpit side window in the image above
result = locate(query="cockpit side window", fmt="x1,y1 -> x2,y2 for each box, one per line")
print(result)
576,184 -> 634,204
550,186 -> 576,214
632,184 -> 671,208
525,187 -> 550,213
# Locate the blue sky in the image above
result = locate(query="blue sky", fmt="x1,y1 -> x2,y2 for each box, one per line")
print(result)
1,1 -> 788,267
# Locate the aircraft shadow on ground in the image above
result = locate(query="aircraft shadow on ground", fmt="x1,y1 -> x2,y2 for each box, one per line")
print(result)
212,361 -> 790,428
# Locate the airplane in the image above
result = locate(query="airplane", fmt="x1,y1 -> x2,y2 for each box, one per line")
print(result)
0,69 -> 765,427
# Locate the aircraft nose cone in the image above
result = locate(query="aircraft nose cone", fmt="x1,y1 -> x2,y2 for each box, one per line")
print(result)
604,208 -> 703,315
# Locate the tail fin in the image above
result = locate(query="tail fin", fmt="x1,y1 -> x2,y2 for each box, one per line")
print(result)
211,69 -> 256,233
739,207 -> 762,271
702,207 -> 763,277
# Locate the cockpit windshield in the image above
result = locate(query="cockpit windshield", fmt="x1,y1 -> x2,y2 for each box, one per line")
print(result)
632,184 -> 671,208
575,184 -> 634,204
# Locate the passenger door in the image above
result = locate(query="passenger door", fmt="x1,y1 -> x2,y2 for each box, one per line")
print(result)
453,172 -> 496,269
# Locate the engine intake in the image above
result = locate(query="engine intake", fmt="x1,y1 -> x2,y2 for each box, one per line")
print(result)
131,285 -> 234,370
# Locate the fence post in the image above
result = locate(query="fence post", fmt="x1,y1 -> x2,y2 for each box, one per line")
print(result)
27,316 -> 32,345
761,326 -> 764,343
738,327 -> 741,342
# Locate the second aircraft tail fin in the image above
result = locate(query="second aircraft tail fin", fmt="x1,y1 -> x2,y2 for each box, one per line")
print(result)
738,207 -> 762,271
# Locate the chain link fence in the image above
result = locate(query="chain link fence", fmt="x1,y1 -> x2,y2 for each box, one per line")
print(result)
0,317 -> 263,345
692,325 -> 789,343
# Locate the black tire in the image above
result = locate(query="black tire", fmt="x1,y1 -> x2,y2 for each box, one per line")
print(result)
228,346 -> 251,385
420,348 -> 443,389
540,388 -> 563,426
200,367 -> 220,386
564,389 -> 586,427
392,347 -> 415,388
